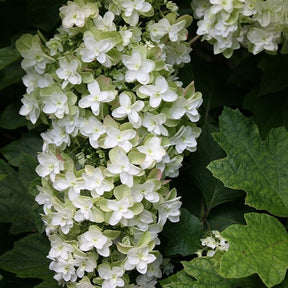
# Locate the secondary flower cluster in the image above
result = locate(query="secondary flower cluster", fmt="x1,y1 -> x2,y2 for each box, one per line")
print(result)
191,0 -> 288,57
17,0 -> 202,287
196,230 -> 229,258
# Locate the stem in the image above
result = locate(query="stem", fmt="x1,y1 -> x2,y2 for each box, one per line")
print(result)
189,34 -> 201,46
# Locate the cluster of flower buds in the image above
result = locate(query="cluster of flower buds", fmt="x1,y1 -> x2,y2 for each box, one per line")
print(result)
196,230 -> 229,258
191,0 -> 288,57
17,0 -> 202,287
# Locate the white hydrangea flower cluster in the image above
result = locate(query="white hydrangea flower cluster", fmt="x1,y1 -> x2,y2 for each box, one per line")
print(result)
191,0 -> 288,57
196,230 -> 229,258
17,0 -> 203,287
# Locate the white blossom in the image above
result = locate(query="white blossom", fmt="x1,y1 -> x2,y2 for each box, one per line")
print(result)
98,263 -> 125,288
154,196 -> 181,225
94,11 -> 116,31
42,92 -> 69,119
53,171 -> 85,200
137,137 -> 166,169
103,125 -> 136,152
150,18 -> 186,42
79,116 -> 106,148
124,246 -> 156,274
19,92 -> 40,124
138,76 -> 178,108
170,126 -> 201,153
107,189 -> 136,225
51,206 -> 75,234
82,165 -> 114,197
48,234 -> 74,260
142,112 -> 168,136
56,58 -> 81,88
50,259 -> 77,282
60,1 -> 98,28
73,196 -> 95,222
80,31 -> 115,66
36,150 -> 64,181
20,40 -> 53,74
121,0 -> 152,26
131,181 -> 160,203
73,252 -> 98,278
79,226 -> 112,257
112,92 -> 144,128
122,49 -> 155,84
23,69 -> 53,93
107,147 -> 143,187
79,80 -> 117,116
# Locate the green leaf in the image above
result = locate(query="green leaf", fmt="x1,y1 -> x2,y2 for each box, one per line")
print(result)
0,174 -> 6,181
18,153 -> 38,188
0,46 -> 20,70
162,282 -> 194,288
182,253 -> 264,288
0,102 -> 29,130
206,201 -> 246,231
161,252 -> 264,288
274,275 -> 288,288
1,133 -> 42,167
220,213 -> 288,287
0,60 -> 24,90
162,208 -> 203,256
33,279 -> 59,288
189,124 -> 244,212
160,270 -> 193,287
0,233 -> 53,280
0,156 -> 36,234
208,108 -> 288,217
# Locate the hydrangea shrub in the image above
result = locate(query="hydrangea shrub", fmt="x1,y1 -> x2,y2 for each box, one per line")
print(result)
191,0 -> 288,57
16,0 -> 203,287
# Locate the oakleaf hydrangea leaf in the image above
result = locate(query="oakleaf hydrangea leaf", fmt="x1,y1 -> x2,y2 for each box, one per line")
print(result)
160,270 -> 192,287
220,213 -> 288,287
189,124 -> 244,211
182,252 -> 263,288
0,46 -> 20,70
0,155 -> 37,234
160,252 -> 264,288
0,102 -> 28,130
1,132 -> 41,167
208,108 -> 288,217
163,208 -> 203,256
33,280 -> 59,288
0,233 -> 54,280
0,174 -> 6,181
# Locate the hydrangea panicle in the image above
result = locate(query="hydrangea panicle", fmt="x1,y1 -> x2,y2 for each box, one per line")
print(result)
17,0 -> 203,286
192,0 -> 288,56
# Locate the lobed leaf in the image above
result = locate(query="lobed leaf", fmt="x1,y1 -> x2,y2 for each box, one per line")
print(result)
160,270 -> 193,287
182,253 -> 264,288
162,208 -> 203,256
0,60 -> 24,91
190,124 -> 244,212
0,46 -> 20,71
0,102 -> 29,130
208,108 -> 288,217
220,213 -> 288,287
0,233 -> 54,280
0,155 -> 37,234
1,132 -> 41,167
